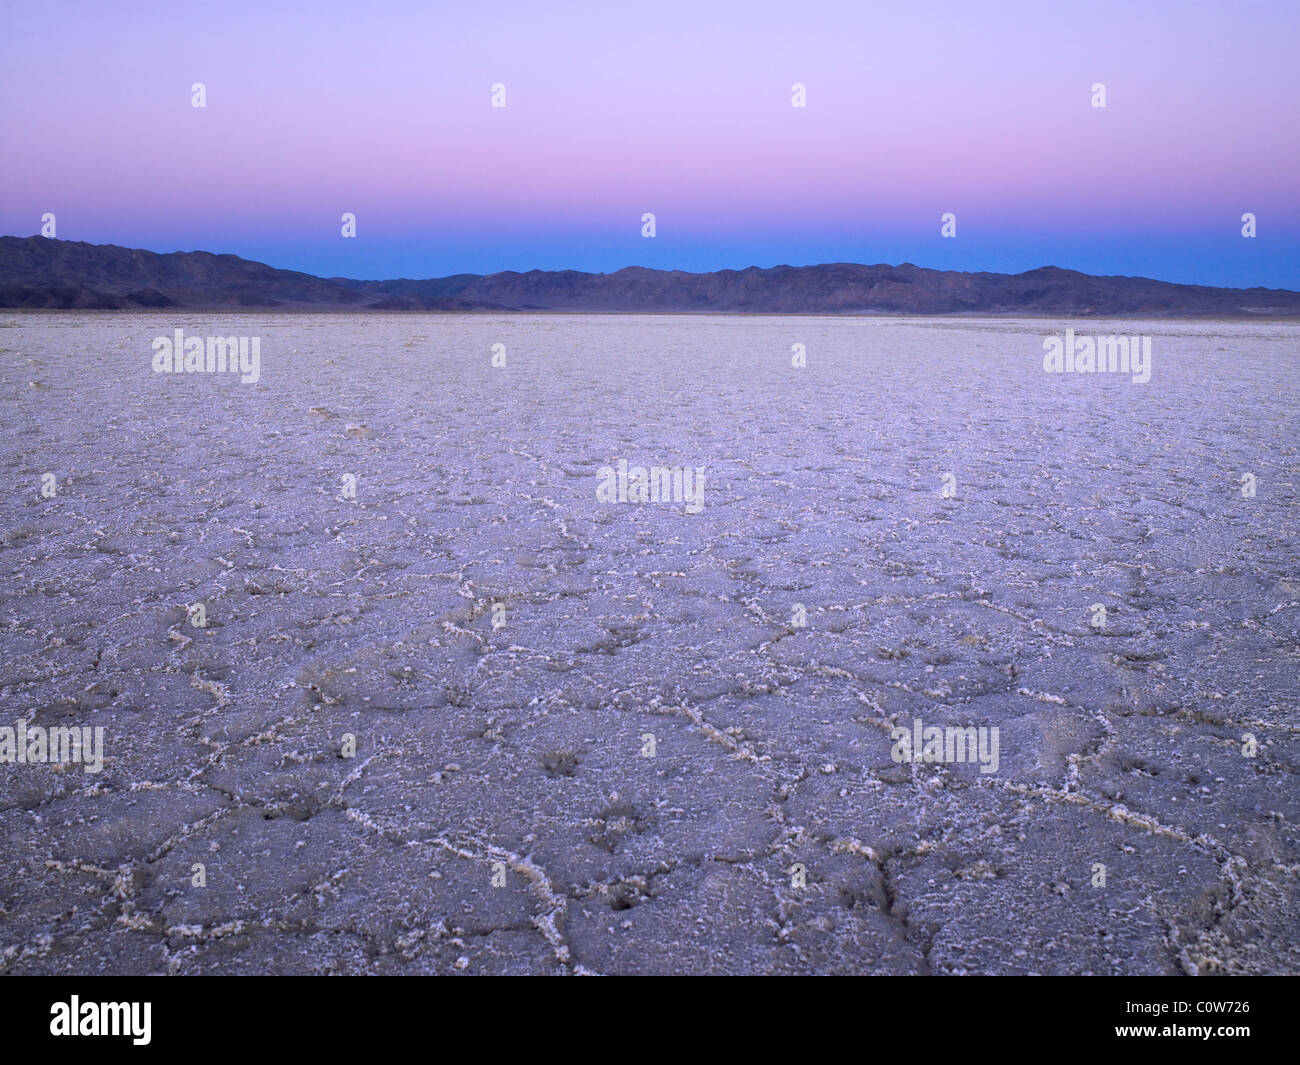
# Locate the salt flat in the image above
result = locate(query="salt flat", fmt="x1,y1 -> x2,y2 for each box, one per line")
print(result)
1,312 -> 1297,974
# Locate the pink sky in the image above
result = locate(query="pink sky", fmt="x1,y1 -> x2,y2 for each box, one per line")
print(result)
1,0 -> 1296,284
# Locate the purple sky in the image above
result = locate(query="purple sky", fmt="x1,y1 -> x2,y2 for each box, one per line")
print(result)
2,0 -> 1297,286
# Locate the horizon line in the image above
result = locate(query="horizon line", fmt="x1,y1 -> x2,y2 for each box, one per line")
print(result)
8,234 -> 1300,295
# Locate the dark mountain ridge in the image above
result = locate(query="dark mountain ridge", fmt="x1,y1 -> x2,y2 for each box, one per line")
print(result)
3,235 -> 1298,316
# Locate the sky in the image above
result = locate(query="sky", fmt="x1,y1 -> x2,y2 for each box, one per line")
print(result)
1,0 -> 1297,287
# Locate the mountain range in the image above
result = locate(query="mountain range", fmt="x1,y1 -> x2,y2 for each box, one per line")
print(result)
2,235 -> 1298,316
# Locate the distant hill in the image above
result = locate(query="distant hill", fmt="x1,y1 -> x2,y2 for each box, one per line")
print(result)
3,235 -> 1298,316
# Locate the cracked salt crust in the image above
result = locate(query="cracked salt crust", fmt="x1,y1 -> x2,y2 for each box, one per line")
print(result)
0,313 -> 1297,974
